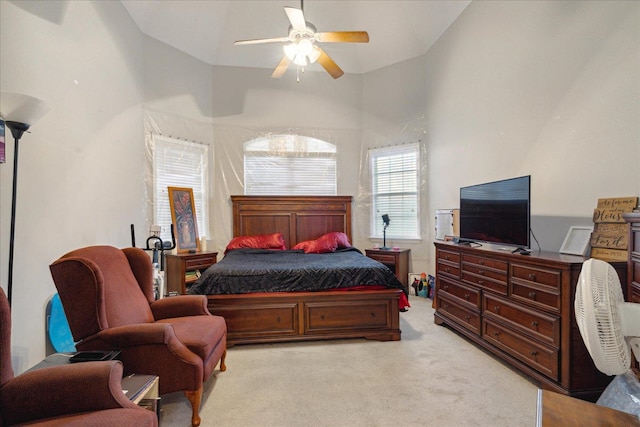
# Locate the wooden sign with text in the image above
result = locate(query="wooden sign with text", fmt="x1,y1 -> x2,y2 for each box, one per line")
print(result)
590,197 -> 638,261
590,248 -> 628,262
597,197 -> 638,210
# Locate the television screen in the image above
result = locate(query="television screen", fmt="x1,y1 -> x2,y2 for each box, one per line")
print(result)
459,175 -> 530,248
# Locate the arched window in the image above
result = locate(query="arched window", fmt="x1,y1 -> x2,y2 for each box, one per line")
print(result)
244,134 -> 337,195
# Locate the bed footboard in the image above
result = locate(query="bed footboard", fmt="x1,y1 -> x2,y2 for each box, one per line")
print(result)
207,289 -> 402,346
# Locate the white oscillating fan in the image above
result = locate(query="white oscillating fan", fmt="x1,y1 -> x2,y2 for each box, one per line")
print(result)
575,258 -> 640,376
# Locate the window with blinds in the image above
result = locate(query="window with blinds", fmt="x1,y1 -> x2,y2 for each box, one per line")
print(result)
244,135 -> 336,195
152,135 -> 209,242
370,144 -> 420,239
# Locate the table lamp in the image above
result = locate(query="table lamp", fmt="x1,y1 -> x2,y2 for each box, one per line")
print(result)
381,214 -> 390,250
0,91 -> 51,306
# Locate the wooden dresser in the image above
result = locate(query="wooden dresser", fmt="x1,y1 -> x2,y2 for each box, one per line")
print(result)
623,212 -> 640,303
433,241 -> 627,401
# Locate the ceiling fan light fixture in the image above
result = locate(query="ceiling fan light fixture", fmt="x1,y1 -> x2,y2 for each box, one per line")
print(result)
293,53 -> 308,66
284,43 -> 298,60
235,3 -> 369,80
308,46 -> 321,64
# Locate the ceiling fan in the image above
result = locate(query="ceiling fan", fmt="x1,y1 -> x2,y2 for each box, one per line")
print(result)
234,0 -> 369,80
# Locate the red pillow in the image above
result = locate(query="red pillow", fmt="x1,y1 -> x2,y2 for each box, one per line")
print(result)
225,233 -> 287,253
320,232 -> 351,249
292,240 -> 311,251
303,237 -> 337,254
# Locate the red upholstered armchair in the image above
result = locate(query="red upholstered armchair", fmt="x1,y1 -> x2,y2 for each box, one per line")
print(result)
49,246 -> 227,427
0,287 -> 157,427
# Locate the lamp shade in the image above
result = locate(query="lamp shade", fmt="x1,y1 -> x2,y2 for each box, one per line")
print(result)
0,91 -> 51,126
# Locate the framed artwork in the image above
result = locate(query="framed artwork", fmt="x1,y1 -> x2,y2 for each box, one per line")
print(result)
559,225 -> 593,256
168,187 -> 200,253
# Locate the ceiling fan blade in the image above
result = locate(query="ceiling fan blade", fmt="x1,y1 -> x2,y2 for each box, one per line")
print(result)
316,47 -> 344,79
317,31 -> 369,43
284,7 -> 307,32
271,56 -> 291,78
234,37 -> 290,45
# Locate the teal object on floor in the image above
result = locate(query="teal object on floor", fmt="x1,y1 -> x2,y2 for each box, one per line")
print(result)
47,293 -> 76,352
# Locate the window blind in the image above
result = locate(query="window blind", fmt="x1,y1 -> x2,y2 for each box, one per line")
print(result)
244,135 -> 337,195
371,144 -> 420,239
152,135 -> 209,241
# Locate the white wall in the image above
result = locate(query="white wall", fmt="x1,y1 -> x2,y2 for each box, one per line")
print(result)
360,55 -> 430,275
1,0 -> 638,372
0,0 -> 146,372
421,1 -> 639,269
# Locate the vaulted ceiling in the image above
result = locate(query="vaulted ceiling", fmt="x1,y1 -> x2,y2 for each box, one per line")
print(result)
121,0 -> 470,75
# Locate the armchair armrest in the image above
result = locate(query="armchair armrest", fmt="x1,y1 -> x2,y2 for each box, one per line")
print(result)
82,322 -> 177,348
0,361 -> 137,425
150,295 -> 210,320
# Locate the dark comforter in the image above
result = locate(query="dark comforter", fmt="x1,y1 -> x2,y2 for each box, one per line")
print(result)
188,247 -> 405,295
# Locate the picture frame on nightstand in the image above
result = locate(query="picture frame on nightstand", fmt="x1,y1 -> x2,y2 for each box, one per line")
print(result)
559,225 -> 593,256
168,186 -> 200,253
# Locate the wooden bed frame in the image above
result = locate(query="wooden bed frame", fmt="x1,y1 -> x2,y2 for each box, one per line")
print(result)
205,195 -> 402,346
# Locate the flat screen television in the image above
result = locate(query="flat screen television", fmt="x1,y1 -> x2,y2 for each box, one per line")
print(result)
459,175 -> 531,249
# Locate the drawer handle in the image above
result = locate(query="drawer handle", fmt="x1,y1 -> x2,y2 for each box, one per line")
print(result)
494,305 -> 500,312
464,293 -> 470,300
528,273 -> 536,281
443,304 -> 449,310
464,315 -> 471,321
445,267 -> 451,273
478,269 -> 485,275
493,332 -> 500,338
531,321 -> 538,327
528,291 -> 536,299
529,350 -> 538,356
445,255 -> 450,260
479,260 -> 485,265
443,285 -> 449,291
478,280 -> 485,285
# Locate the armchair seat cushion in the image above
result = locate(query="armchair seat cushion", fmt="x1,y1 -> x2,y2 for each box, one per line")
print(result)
157,315 -> 227,361
17,408 -> 157,427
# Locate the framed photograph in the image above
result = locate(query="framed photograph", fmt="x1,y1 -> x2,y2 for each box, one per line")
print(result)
168,187 -> 200,253
559,225 -> 593,256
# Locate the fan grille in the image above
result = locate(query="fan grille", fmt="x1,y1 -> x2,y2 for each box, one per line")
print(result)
575,258 -> 630,376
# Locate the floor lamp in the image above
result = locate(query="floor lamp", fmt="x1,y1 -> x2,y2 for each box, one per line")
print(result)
0,91 -> 51,306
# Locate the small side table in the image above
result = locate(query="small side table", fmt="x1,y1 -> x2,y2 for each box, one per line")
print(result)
164,251 -> 218,295
122,374 -> 160,416
365,248 -> 410,288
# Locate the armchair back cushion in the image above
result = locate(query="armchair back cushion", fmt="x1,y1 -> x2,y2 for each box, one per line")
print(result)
49,246 -> 154,341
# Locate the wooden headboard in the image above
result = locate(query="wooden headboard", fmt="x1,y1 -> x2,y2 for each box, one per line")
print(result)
231,195 -> 353,249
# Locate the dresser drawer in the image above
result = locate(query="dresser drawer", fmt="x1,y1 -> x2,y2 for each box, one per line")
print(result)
461,254 -> 508,295
511,264 -> 561,289
483,318 -> 558,381
184,254 -> 217,270
368,253 -> 395,264
510,281 -> 561,313
630,282 -> 640,303
437,249 -> 461,279
437,260 -> 460,279
483,293 -> 560,346
462,254 -> 508,273
461,270 -> 507,296
439,277 -> 481,310
438,249 -> 461,264
437,294 -> 481,336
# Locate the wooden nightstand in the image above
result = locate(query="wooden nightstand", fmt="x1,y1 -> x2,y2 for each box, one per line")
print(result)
164,251 -> 217,295
365,248 -> 410,288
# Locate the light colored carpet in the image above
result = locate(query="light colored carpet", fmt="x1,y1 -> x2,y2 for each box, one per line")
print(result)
159,296 -> 538,426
